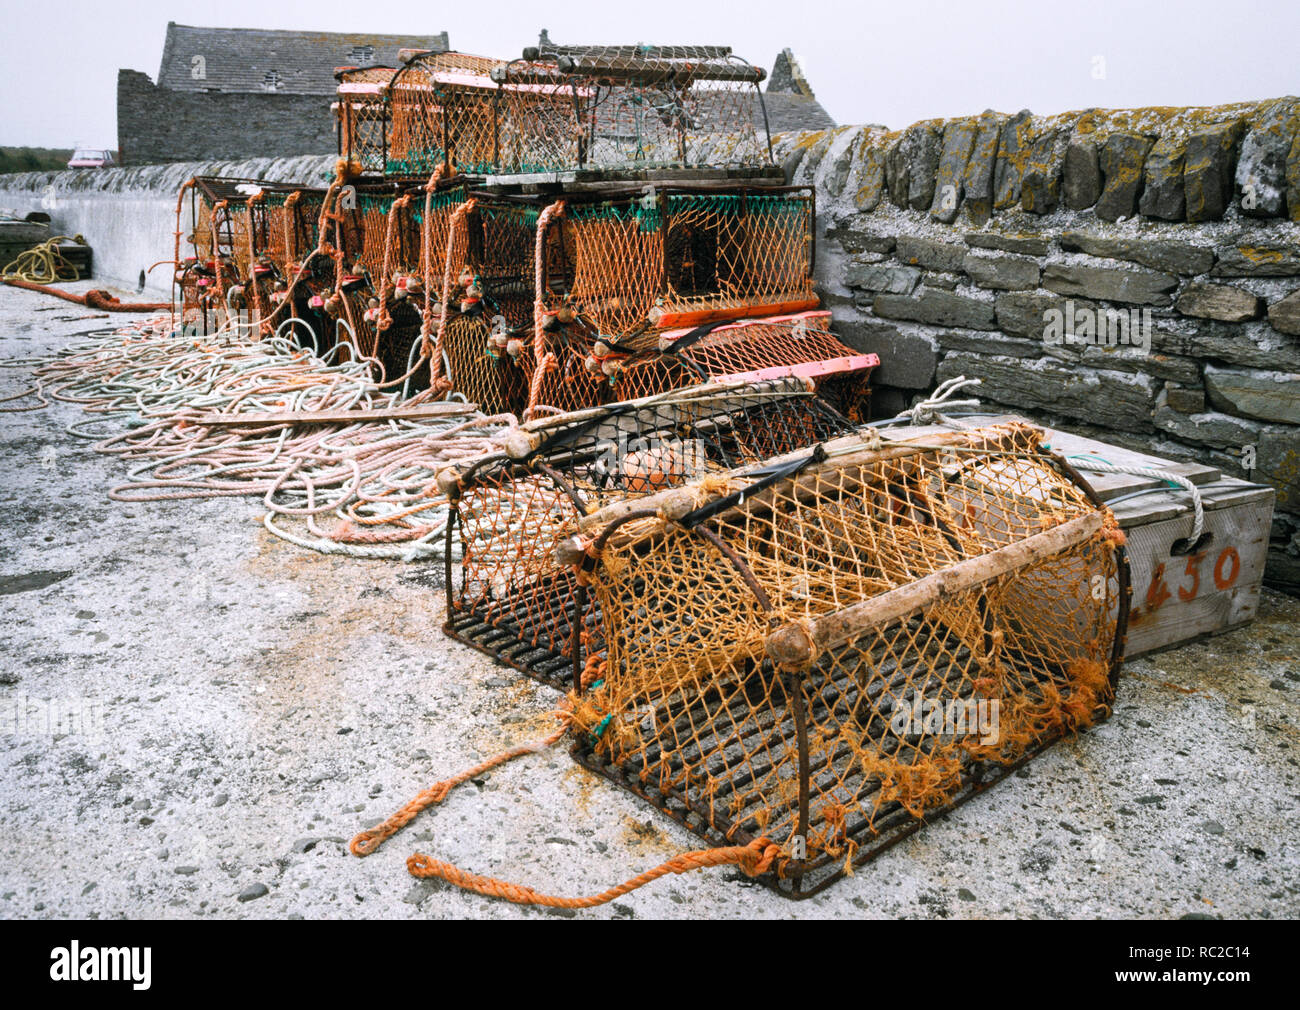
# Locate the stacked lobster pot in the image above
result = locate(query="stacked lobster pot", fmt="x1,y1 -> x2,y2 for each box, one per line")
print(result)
328,41 -> 882,416
175,176 -> 261,331
173,41 -> 882,413
524,185 -> 877,420
435,376 -> 863,687
473,42 -> 876,418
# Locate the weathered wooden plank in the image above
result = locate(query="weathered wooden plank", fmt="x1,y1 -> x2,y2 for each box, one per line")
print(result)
194,402 -> 477,426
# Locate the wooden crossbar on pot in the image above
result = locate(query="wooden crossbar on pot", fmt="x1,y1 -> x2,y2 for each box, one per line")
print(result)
608,311 -> 878,421
557,423 -> 1130,896
437,376 -> 864,688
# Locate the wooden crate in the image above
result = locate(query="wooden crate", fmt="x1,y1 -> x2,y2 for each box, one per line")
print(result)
884,416 -> 1274,657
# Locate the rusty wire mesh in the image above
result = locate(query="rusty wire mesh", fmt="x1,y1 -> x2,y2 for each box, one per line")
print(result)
562,423 -> 1129,895
441,377 -> 861,688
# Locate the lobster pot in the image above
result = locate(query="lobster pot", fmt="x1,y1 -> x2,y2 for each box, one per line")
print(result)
328,181 -> 426,376
336,66 -> 396,176
567,424 -> 1130,896
542,188 -> 816,338
612,312 -> 877,420
441,377 -> 861,687
495,44 -> 772,174
244,182 -> 324,329
386,52 -> 515,177
178,177 -> 257,326
431,195 -> 555,412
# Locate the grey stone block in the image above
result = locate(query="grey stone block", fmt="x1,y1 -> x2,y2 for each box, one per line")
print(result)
934,329 -> 1043,357
964,232 -> 1051,257
843,261 -> 921,294
963,252 -> 1041,291
1205,364 -> 1300,423
995,291 -> 1069,339
1175,282 -> 1264,322
826,228 -> 896,255
1211,244 -> 1300,277
1163,382 -> 1206,414
896,236 -> 967,273
1266,288 -> 1300,334
1042,263 -> 1178,305
930,119 -> 979,223
1096,131 -> 1156,221
1020,129 -> 1065,214
962,112 -> 1004,224
992,110 -> 1033,210
886,123 -> 941,211
872,289 -> 996,330
1138,134 -> 1187,221
852,142 -> 888,212
1058,233 -> 1213,275
1236,99 -> 1299,218
936,352 -> 1159,432
1062,138 -> 1102,210
1184,120 -> 1246,223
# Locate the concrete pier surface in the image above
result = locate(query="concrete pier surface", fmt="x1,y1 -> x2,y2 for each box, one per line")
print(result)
0,282 -> 1296,919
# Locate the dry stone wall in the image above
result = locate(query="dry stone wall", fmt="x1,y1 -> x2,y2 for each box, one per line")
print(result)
779,97 -> 1300,592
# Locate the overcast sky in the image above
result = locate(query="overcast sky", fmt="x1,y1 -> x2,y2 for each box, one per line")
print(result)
2,0 -> 1297,149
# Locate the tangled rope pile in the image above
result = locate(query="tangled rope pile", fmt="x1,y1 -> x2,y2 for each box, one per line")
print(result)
26,314 -> 512,560
2,234 -> 88,284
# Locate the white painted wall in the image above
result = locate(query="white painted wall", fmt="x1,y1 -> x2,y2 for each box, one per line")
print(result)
0,156 -> 334,298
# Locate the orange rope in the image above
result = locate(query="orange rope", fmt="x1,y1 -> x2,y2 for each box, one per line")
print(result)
405,836 -> 781,909
349,721 -> 567,856
2,278 -> 170,312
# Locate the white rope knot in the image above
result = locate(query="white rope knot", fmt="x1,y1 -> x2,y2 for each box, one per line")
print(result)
910,375 -> 983,427
1069,458 -> 1206,546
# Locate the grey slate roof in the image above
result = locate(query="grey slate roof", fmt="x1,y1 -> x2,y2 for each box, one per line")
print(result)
156,22 -> 450,95
762,49 -> 835,132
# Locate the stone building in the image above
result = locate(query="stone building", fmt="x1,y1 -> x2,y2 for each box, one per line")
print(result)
116,23 -> 451,165
118,25 -> 833,166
